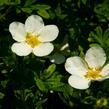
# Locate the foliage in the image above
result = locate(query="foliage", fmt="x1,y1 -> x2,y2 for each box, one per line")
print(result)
0,0 -> 109,109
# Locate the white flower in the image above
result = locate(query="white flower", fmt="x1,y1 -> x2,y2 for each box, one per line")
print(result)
65,46 -> 109,90
9,15 -> 59,56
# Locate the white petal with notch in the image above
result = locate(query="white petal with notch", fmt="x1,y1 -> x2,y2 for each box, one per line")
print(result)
11,42 -> 32,56
85,46 -> 106,68
39,25 -> 59,42
68,75 -> 90,89
33,43 -> 54,57
65,56 -> 88,76
9,22 -> 26,42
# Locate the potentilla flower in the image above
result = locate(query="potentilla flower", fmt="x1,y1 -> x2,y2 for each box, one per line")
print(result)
65,46 -> 109,89
9,15 -> 59,56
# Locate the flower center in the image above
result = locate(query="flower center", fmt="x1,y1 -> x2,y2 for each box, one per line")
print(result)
26,33 -> 41,48
85,68 -> 102,80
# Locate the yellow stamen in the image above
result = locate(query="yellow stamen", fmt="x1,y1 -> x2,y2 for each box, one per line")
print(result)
26,33 -> 41,48
85,68 -> 102,80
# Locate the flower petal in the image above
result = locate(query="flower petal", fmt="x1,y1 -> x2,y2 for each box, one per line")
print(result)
85,46 -> 106,68
11,43 -> 32,56
39,25 -> 59,42
65,56 -> 88,76
98,64 -> 109,81
25,15 -> 44,34
68,75 -> 90,89
9,22 -> 26,42
33,43 -> 54,57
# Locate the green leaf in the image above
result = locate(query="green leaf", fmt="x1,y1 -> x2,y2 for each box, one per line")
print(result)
37,10 -> 50,19
5,0 -> 21,5
36,98 -> 48,109
49,53 -> 65,64
103,28 -> 109,39
82,96 -> 96,104
56,83 -> 74,94
82,0 -> 87,5
24,0 -> 35,6
44,74 -> 63,90
34,4 -> 51,10
0,0 -> 7,5
1,80 -> 9,88
103,28 -> 109,46
48,10 -> 55,19
95,26 -> 103,38
46,64 -> 56,75
21,8 -> 33,13
41,64 -> 56,79
89,26 -> 103,46
55,4 -> 67,19
94,2 -> 109,22
89,26 -> 109,48
58,84 -> 76,107
0,92 -> 5,99
35,79 -> 47,91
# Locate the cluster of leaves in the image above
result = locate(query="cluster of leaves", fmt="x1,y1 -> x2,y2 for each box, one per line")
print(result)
1,0 -> 109,109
